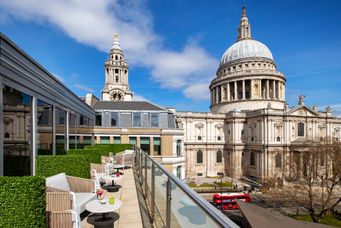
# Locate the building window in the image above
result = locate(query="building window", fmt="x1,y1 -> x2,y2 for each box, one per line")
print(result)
276,136 -> 281,142
217,136 -> 221,141
198,136 -> 202,140
115,55 -> 118,60
83,136 -> 92,145
241,130 -> 244,135
115,76 -> 119,83
298,122 -> 305,136
129,137 -> 137,145
95,113 -> 102,126
100,136 -> 110,144
216,150 -> 222,163
197,173 -> 203,176
114,137 -> 121,144
133,112 -> 141,127
320,153 -> 325,166
150,113 -> 159,127
275,153 -> 281,168
197,150 -> 203,164
176,140 -> 182,156
176,166 -> 181,179
250,152 -> 255,166
251,136 -> 254,141
111,112 -> 119,127
140,137 -> 150,155
153,137 -> 161,155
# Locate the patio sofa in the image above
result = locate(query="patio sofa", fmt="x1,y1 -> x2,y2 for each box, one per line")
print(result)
46,173 -> 97,228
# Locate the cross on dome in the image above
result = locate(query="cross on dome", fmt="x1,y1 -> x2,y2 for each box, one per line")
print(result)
237,6 -> 252,41
111,33 -> 121,50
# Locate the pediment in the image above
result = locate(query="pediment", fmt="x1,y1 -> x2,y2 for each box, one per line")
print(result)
287,105 -> 320,117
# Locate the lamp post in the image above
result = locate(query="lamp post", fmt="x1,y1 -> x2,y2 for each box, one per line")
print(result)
218,172 -> 224,212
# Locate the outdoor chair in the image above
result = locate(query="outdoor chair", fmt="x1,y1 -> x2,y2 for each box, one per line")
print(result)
46,173 -> 97,228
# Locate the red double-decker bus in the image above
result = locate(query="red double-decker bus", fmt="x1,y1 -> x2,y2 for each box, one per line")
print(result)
212,192 -> 251,210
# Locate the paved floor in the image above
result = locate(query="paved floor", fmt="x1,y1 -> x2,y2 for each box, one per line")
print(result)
82,169 -> 143,228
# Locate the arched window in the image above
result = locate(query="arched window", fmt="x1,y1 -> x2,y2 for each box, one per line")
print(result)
216,150 -> 222,163
197,136 -> 202,140
176,140 -> 181,156
217,136 -> 221,141
298,122 -> 305,136
115,76 -> 119,83
250,152 -> 255,166
197,150 -> 203,164
115,55 -> 118,60
275,153 -> 281,168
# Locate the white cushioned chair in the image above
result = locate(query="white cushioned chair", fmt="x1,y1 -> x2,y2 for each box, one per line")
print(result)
46,173 -> 97,228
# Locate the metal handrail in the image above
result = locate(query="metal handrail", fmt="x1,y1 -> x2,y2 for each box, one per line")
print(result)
135,148 -> 239,228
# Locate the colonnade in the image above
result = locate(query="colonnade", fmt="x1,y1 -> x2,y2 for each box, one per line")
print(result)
211,79 -> 284,104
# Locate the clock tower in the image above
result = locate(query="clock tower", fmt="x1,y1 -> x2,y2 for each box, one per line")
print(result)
101,34 -> 133,101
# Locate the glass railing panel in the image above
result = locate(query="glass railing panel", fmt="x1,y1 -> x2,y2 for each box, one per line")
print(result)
146,158 -> 152,208
154,166 -> 167,227
169,179 -> 220,228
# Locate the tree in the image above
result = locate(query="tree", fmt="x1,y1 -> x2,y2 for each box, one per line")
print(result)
281,139 -> 341,223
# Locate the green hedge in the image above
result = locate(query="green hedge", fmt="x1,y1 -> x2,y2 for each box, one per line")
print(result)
84,144 -> 132,152
0,176 -> 45,227
36,155 -> 94,178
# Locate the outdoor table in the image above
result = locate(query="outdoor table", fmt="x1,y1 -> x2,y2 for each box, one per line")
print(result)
101,174 -> 123,185
85,198 -> 122,228
112,164 -> 125,174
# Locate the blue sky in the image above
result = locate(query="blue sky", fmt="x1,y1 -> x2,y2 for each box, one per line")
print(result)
1,0 -> 341,114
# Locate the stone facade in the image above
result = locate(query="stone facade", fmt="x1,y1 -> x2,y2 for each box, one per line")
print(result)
101,34 -> 133,101
176,7 -> 341,181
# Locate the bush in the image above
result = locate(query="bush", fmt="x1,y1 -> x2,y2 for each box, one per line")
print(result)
36,155 -> 94,178
0,176 -> 45,227
84,144 -> 132,152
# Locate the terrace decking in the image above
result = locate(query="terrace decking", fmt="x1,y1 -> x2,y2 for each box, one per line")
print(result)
82,169 -> 143,228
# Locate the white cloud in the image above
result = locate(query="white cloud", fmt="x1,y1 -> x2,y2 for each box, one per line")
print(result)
184,83 -> 210,101
74,83 -> 95,93
0,0 -> 217,100
132,94 -> 149,102
52,73 -> 65,83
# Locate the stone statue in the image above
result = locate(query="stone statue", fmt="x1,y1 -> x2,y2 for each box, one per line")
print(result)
312,104 -> 318,112
298,95 -> 305,105
267,102 -> 272,109
284,102 -> 288,112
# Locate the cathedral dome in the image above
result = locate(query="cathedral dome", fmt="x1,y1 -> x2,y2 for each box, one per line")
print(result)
220,39 -> 273,66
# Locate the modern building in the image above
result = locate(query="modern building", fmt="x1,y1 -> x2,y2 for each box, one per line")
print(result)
86,35 -> 185,179
0,33 -> 95,176
176,7 -> 341,181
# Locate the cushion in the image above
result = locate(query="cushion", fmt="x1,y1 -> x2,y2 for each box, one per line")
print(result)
46,173 -> 71,191
74,192 -> 97,214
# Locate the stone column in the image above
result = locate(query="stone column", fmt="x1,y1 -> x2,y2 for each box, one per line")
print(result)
227,83 -> 230,101
272,80 -> 276,99
31,96 -> 37,175
266,80 -> 270,99
216,87 -> 219,103
242,80 -> 245,99
259,80 -> 262,99
234,81 -> 237,100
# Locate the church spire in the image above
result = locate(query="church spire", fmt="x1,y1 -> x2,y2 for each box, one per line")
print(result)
237,6 -> 252,41
111,33 -> 121,50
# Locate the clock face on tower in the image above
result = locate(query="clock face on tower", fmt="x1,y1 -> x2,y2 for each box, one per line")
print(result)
110,91 -> 124,101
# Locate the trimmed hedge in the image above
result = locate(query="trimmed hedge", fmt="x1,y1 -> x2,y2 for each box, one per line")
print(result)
84,144 -> 132,152
0,176 -> 45,227
36,155 -> 94,178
